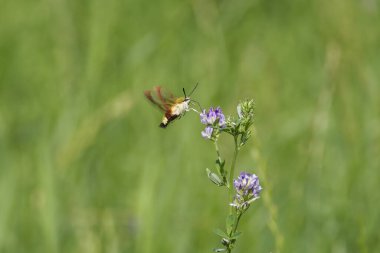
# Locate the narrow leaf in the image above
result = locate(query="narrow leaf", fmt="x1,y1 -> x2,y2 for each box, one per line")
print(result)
230,231 -> 242,240
206,168 -> 223,186
213,228 -> 229,239
215,159 -> 227,184
226,214 -> 237,235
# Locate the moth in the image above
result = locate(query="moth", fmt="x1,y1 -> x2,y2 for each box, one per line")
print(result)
144,84 -> 199,128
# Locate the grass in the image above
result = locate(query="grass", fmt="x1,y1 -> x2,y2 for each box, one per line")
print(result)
1,0 -> 380,252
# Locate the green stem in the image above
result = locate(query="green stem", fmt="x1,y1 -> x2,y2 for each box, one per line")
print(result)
225,136 -> 239,252
227,212 -> 243,253
226,212 -> 243,253
214,140 -> 221,163
231,212 -> 243,236
229,136 -> 239,212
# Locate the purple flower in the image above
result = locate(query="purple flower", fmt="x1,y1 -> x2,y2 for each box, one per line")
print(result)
200,107 -> 226,140
231,172 -> 262,209
200,107 -> 226,127
201,126 -> 213,139
200,109 -> 210,124
234,172 -> 262,198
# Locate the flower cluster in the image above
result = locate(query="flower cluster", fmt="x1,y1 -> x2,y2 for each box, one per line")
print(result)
197,99 -> 262,252
236,99 -> 254,120
200,107 -> 226,139
230,172 -> 262,210
235,99 -> 255,147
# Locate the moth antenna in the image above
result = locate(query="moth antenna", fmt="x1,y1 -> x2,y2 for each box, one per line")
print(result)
190,99 -> 203,111
183,88 -> 187,98
188,82 -> 199,97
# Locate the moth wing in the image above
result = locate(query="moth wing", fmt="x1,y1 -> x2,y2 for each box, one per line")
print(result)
144,86 -> 177,111
144,89 -> 167,111
153,86 -> 178,108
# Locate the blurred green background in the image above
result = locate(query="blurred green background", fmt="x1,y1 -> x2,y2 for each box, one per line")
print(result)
1,0 -> 379,252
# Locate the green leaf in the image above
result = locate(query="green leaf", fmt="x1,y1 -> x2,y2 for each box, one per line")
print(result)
215,158 -> 225,168
215,159 -> 225,174
213,228 -> 229,239
215,159 -> 227,185
230,231 -> 242,240
226,214 -> 237,235
206,168 -> 223,186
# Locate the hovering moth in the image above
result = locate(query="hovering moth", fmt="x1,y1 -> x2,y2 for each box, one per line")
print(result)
144,84 -> 198,128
